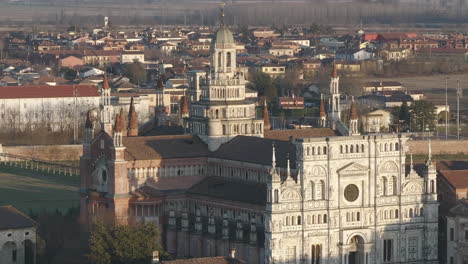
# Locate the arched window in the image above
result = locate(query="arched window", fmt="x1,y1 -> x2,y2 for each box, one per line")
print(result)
215,109 -> 219,118
346,145 -> 349,153
390,143 -> 393,151
357,212 -> 360,221
306,147 -> 310,156
226,52 -> 232,68
361,144 -> 365,152
323,214 -> 327,223
292,216 -> 296,225
320,180 -> 325,200
395,209 -> 399,219
318,214 -> 322,224
409,208 -> 413,217
312,215 -> 316,224
395,142 -> 399,151
340,145 -> 343,154
218,52 -> 222,68
352,212 -> 355,221
286,216 -> 290,226
274,189 -> 279,203
392,176 -> 398,195
350,145 -> 354,153
385,143 -> 388,151
430,180 -> 435,193
355,144 -> 359,153
323,146 -> 327,154
310,181 -> 315,200
312,147 -> 315,155
415,208 -> 419,216
222,125 -> 226,135
382,177 -> 388,196
297,216 -> 301,225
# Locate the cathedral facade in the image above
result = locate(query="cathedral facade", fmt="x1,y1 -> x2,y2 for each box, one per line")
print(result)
79,11 -> 439,264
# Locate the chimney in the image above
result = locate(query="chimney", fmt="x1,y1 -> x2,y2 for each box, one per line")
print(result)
229,248 -> 236,259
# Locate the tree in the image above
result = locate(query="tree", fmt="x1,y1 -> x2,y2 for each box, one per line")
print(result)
88,222 -> 164,264
125,60 -> 146,85
247,71 -> 276,101
410,100 -> 436,132
398,101 -> 410,130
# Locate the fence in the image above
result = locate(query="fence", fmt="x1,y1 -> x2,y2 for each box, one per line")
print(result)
0,152 -> 80,177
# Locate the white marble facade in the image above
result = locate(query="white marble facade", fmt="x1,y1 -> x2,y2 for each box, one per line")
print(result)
265,135 -> 439,264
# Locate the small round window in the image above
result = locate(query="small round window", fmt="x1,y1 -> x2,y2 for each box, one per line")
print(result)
344,184 -> 359,202
101,170 -> 107,183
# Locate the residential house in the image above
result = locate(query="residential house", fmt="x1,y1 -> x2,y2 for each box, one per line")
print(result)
79,68 -> 105,78
278,97 -> 304,110
121,51 -> 145,63
335,49 -> 373,61
363,81 -> 403,93
380,48 -> 412,61
82,50 -> 120,67
257,64 -> 286,78
268,47 -> 294,57
59,55 -> 84,68
361,109 -> 392,133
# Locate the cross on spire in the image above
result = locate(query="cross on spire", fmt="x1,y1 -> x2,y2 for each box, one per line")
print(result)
220,3 -> 226,26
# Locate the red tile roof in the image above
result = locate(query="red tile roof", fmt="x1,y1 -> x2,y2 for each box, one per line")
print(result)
439,170 -> 468,189
0,84 -> 99,99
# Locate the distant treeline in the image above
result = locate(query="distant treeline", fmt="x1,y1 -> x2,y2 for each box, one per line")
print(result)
1,1 -> 468,27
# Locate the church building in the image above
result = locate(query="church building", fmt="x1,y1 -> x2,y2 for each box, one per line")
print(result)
79,8 -> 439,264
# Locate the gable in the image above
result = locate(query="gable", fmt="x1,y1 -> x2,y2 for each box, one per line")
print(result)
337,162 -> 369,175
402,181 -> 424,194
281,188 -> 301,201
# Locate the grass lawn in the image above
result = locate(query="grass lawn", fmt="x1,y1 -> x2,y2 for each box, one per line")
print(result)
0,166 -> 79,214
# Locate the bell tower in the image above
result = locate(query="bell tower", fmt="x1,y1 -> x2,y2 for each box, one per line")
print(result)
186,4 -> 264,151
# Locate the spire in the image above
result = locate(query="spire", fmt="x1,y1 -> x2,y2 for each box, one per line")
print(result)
102,72 -> 110,90
286,153 -> 291,178
350,97 -> 358,120
127,97 -> 138,137
410,152 -> 414,170
426,139 -> 432,166
114,113 -> 122,132
271,142 -> 276,169
263,100 -> 271,130
319,94 -> 326,118
85,110 -> 93,129
331,62 -> 338,78
219,2 -> 226,26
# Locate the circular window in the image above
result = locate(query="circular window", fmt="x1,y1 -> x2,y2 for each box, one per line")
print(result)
344,184 -> 359,202
101,170 -> 107,183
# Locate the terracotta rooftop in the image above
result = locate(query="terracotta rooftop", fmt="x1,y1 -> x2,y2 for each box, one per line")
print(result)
264,128 -> 337,141
439,170 -> 468,190
214,136 -> 296,169
0,205 -> 37,230
188,176 -> 266,206
123,134 -> 210,161
0,84 -> 99,99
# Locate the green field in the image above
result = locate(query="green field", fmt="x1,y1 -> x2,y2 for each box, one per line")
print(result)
0,166 -> 79,214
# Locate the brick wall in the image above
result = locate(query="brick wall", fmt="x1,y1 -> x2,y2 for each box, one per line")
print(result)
2,144 -> 82,161
407,140 -> 468,155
